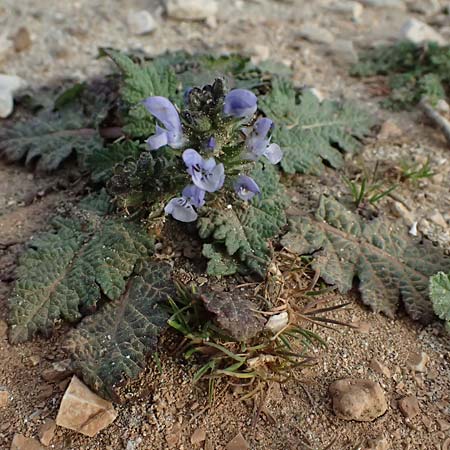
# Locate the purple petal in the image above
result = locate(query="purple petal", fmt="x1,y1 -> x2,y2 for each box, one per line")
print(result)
142,96 -> 181,132
146,125 -> 169,150
263,143 -> 283,164
253,118 -> 274,138
164,197 -> 198,222
182,149 -> 203,175
207,136 -> 216,150
234,175 -> 261,201
223,89 -> 257,119
182,185 -> 205,208
192,163 -> 225,193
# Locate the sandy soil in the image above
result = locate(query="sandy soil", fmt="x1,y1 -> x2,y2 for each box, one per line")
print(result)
1,1 -> 450,449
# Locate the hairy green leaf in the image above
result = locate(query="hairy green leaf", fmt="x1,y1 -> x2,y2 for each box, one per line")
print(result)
202,244 -> 239,276
104,48 -> 178,138
8,207 -> 154,343
198,162 -> 288,276
430,272 -> 450,323
201,291 -> 266,342
0,110 -> 103,171
281,196 -> 450,323
260,78 -> 373,175
66,262 -> 174,400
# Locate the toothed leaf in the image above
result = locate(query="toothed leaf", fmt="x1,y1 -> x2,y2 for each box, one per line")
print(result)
260,78 -> 374,175
66,262 -> 174,400
202,244 -> 239,276
281,196 -> 450,323
8,207 -> 154,343
198,162 -> 288,276
430,272 -> 450,322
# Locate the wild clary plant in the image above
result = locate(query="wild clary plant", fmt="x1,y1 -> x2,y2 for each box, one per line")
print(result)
137,80 -> 282,224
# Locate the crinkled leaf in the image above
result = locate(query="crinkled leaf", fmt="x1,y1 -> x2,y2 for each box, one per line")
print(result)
0,110 -> 104,171
260,78 -> 374,175
198,162 -> 288,276
281,196 -> 450,323
430,272 -> 450,322
8,207 -> 154,343
66,262 -> 174,401
87,140 -> 141,183
201,291 -> 266,342
202,244 -> 239,276
103,48 -> 178,138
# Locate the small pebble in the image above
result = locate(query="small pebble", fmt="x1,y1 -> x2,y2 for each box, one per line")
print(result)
127,10 -> 158,35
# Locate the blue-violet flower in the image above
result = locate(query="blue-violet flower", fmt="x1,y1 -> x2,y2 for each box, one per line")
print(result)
245,117 -> 283,164
183,149 -> 225,193
234,175 -> 261,201
164,185 -> 205,223
223,89 -> 257,119
142,96 -> 183,150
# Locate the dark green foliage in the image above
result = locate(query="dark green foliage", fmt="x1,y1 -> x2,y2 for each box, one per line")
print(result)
8,200 -> 154,343
429,272 -> 450,329
66,262 -> 175,400
281,196 -> 450,323
201,291 -> 266,342
103,48 -> 178,138
352,41 -> 450,109
0,79 -> 115,171
261,78 -> 373,175
202,244 -> 239,276
198,162 -> 288,276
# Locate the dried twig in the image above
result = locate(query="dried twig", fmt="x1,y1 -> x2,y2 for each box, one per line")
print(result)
420,97 -> 450,146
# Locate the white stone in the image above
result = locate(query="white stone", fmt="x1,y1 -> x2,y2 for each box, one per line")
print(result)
436,99 -> 450,113
329,39 -> 358,64
0,74 -> 27,93
265,312 -> 289,334
165,0 -> 218,21
304,87 -> 325,102
399,18 -> 446,45
127,10 -> 158,35
329,1 -> 364,21
0,89 -> 13,118
298,25 -> 334,45
56,376 -> 117,437
250,44 -> 270,64
361,0 -> 405,8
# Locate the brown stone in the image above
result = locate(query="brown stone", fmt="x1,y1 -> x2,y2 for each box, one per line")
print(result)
407,351 -> 429,373
378,120 -> 402,140
437,418 -> 450,432
56,376 -> 117,437
165,423 -> 182,448
329,378 -> 387,422
191,427 -> 206,445
10,434 -> 44,450
0,389 -> 9,407
366,434 -> 389,450
41,360 -> 72,383
398,395 -> 420,419
13,27 -> 32,53
38,419 -> 56,446
370,358 -> 391,378
226,433 -> 250,450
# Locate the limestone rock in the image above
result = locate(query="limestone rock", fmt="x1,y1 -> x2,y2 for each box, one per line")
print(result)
0,388 -> 9,407
0,89 -> 13,119
407,351 -> 429,373
361,0 -> 405,8
56,376 -> 117,437
226,433 -> 250,450
10,434 -> 44,450
398,395 -> 420,418
329,1 -> 364,21
127,10 -> 158,35
0,74 -> 27,119
370,358 -> 391,378
298,25 -> 334,45
329,39 -> 358,64
265,311 -> 289,334
399,18 -> 446,45
329,378 -> 388,421
38,419 -> 56,446
191,427 -> 207,445
165,0 -> 218,21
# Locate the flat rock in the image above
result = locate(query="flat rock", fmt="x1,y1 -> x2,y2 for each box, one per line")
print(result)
298,25 -> 334,45
226,433 -> 250,450
165,0 -> 218,20
0,74 -> 27,118
429,211 -> 447,229
366,434 -> 390,450
265,311 -> 289,334
329,39 -> 358,64
399,18 -> 446,45
38,419 -> 56,446
0,388 -> 9,407
191,427 -> 207,445
329,1 -> 364,21
41,359 -> 72,382
56,376 -> 117,437
407,351 -> 429,373
398,395 -> 420,418
361,0 -> 405,8
127,10 -> 158,35
329,378 -> 388,421
10,434 -> 44,450
370,358 -> 391,378
378,119 -> 403,140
